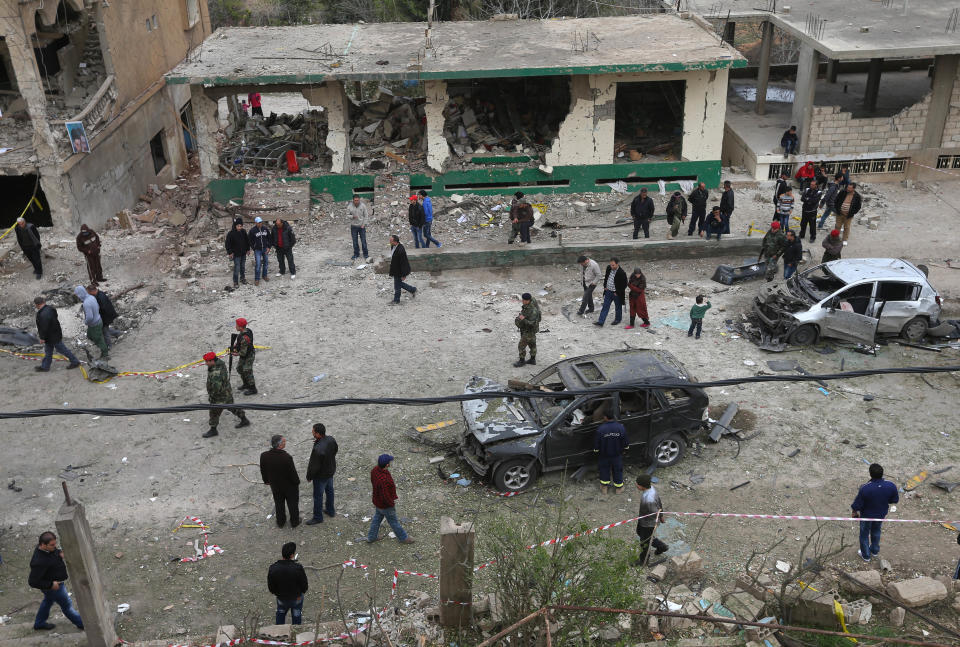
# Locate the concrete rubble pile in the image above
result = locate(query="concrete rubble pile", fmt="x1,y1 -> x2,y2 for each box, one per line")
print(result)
349,86 -> 425,153
221,111 -> 327,171
442,92 -> 548,163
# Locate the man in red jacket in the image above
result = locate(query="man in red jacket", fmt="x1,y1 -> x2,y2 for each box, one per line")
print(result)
366,454 -> 414,544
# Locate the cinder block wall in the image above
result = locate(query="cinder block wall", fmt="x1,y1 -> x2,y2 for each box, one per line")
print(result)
806,97 -> 931,155
941,70 -> 960,147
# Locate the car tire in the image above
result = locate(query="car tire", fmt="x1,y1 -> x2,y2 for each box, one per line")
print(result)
900,316 -> 928,342
788,324 -> 818,346
650,434 -> 685,468
492,458 -> 539,492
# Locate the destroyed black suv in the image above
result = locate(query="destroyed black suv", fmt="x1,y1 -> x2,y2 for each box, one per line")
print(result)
458,350 -> 709,492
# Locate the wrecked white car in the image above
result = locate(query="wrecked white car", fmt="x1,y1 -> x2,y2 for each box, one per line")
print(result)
458,350 -> 709,492
751,258 -> 941,346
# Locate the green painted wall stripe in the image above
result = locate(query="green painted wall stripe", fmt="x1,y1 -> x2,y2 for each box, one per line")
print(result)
206,161 -> 721,205
166,58 -> 744,86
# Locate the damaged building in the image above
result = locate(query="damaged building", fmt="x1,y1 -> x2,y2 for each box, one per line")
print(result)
685,0 -> 960,182
0,0 -> 210,229
165,14 -> 744,205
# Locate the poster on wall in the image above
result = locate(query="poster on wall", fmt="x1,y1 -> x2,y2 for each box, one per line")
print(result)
66,121 -> 90,154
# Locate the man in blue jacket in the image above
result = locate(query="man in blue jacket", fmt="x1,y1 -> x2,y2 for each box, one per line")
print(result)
594,410 -> 628,494
419,190 -> 441,248
851,463 -> 899,562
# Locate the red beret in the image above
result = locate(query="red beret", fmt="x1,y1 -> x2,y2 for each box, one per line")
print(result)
203,352 -> 217,362
770,221 -> 780,230
236,318 -> 247,327
409,195 -> 418,202
830,229 -> 840,237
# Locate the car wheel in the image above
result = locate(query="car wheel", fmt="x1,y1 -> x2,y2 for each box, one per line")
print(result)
788,324 -> 818,346
650,434 -> 685,468
492,458 -> 539,492
901,316 -> 928,342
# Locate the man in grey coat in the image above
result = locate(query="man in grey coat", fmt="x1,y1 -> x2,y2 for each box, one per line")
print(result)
74,285 -> 108,359
577,255 -> 601,316
633,473 -> 669,566
347,196 -> 371,260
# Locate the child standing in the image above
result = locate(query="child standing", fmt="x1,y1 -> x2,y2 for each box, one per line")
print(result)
688,295 -> 711,339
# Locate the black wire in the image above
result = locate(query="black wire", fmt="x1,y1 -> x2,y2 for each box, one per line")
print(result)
0,365 -> 956,420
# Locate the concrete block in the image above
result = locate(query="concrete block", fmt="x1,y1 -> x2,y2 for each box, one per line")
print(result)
648,563 -> 668,581
745,623 -> 776,642
725,591 -> 766,621
216,625 -> 237,643
841,570 -> 882,595
841,598 -> 872,625
889,606 -> 905,626
935,575 -> 955,593
258,625 -> 292,639
738,573 -> 776,601
296,631 -> 316,643
669,551 -> 703,574
886,577 -> 948,607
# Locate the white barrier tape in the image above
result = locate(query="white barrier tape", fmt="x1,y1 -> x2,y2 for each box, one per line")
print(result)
909,160 -> 960,179
668,511 -> 960,524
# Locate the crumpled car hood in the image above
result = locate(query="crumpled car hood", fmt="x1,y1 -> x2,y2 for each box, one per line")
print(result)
756,280 -> 813,313
461,376 -> 540,444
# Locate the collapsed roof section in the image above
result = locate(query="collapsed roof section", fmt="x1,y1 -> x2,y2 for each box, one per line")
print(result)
167,15 -> 745,87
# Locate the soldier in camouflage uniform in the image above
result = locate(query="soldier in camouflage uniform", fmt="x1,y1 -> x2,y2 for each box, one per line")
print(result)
759,221 -> 787,282
514,292 -> 541,367
233,317 -> 257,395
202,351 -> 250,438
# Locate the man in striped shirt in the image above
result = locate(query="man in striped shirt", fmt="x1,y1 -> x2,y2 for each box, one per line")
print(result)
776,187 -> 795,231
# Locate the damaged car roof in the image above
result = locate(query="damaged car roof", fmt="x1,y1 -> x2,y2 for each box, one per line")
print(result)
823,258 -> 927,284
554,349 -> 690,388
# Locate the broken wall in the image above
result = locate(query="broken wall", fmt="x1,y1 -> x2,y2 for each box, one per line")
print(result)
63,84 -> 190,229
425,80 -> 449,171
546,69 -> 728,168
940,66 -> 960,147
808,94 -> 931,154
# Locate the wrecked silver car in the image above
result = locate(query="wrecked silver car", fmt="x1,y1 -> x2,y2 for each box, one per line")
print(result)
751,258 -> 941,347
458,350 -> 709,492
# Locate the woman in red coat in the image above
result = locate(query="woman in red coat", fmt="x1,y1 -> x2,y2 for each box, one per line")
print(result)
625,267 -> 650,329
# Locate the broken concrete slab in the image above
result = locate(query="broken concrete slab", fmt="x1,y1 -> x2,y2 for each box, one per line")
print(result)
669,551 -> 703,575
886,577 -> 948,607
889,606 -> 905,626
840,570 -> 882,595
841,598 -> 872,625
257,624 -> 291,639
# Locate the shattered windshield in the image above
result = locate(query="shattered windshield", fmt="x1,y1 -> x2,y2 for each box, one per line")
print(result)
794,265 -> 846,302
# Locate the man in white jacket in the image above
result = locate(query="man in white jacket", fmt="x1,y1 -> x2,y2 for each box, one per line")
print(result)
577,255 -> 601,316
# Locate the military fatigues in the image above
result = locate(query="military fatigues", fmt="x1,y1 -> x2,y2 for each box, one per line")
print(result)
235,328 -> 256,392
207,358 -> 247,431
515,298 -> 541,364
760,229 -> 787,281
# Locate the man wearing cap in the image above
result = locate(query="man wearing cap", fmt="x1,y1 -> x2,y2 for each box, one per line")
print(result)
821,229 -> 843,263
347,195 -> 371,260
260,435 -> 301,528
630,188 -> 655,239
225,217 -> 249,288
508,192 -> 534,244
577,255 -> 601,315
419,190 -> 441,248
407,195 -> 425,248
634,474 -> 669,566
594,410 -> 628,494
203,351 -> 250,438
86,285 -> 118,350
388,234 -> 416,305
759,221 -> 786,282
248,217 -> 272,285
232,318 -> 256,395
367,454 -> 414,544
15,217 -> 43,280
514,293 -> 541,367
34,296 -> 80,372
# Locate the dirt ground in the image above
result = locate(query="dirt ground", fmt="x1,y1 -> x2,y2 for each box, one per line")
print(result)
0,174 -> 959,643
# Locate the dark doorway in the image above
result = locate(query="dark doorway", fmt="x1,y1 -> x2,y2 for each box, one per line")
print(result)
0,175 -> 52,228
614,80 -> 685,161
150,131 -> 167,174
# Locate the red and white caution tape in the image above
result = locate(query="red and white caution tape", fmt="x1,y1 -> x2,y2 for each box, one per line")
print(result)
174,516 -> 224,563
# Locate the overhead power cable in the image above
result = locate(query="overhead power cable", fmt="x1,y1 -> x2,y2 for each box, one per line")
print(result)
0,365 -> 956,420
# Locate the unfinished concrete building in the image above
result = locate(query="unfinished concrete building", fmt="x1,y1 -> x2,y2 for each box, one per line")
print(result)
682,0 -> 960,182
0,0 -> 210,229
166,14 -> 744,204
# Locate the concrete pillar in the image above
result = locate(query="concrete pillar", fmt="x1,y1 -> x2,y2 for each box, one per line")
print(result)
722,21 -> 736,45
545,74 -> 616,166
424,80 -> 450,172
790,43 -> 819,154
922,54 -> 960,148
826,58 -> 839,84
0,3 -> 74,228
438,517 -> 474,627
864,57 -> 883,112
191,84 -> 220,181
303,81 -> 352,174
682,68 -> 729,163
55,499 -> 118,647
755,20 -> 774,115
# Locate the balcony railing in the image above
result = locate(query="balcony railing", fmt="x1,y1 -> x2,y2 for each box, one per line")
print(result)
52,74 -> 117,156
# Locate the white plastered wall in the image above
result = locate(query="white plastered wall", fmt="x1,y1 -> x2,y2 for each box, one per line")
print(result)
303,81 -> 352,174
424,80 -> 450,172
